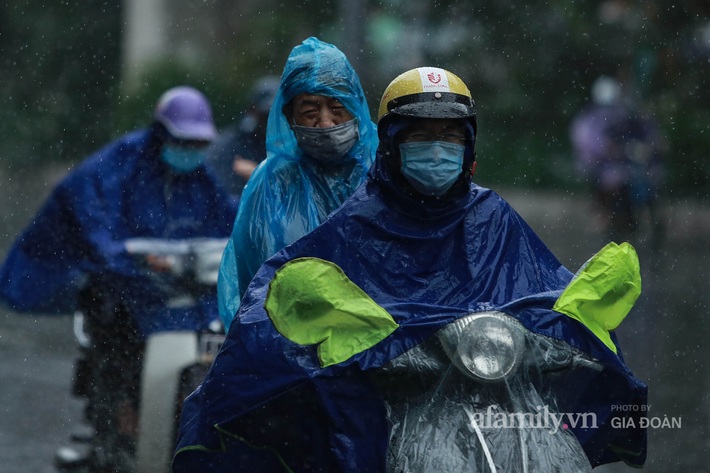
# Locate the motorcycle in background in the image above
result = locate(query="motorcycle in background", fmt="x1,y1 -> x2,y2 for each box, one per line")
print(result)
56,238 -> 227,473
569,76 -> 666,248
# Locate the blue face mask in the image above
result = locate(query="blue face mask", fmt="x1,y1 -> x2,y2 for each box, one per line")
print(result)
399,141 -> 465,196
161,145 -> 206,173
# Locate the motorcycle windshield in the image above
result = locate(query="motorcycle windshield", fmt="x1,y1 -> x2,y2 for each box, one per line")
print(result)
370,313 -> 598,472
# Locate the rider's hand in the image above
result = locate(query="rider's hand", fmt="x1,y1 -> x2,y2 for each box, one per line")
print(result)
232,156 -> 258,180
145,254 -> 173,273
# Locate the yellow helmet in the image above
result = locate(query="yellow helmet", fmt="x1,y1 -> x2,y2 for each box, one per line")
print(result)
377,67 -> 476,126
377,68 -> 478,192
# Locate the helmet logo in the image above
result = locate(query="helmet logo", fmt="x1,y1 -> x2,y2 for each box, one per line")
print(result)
417,67 -> 450,92
427,72 -> 442,84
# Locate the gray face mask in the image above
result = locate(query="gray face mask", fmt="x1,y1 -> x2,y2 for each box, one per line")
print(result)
292,119 -> 359,164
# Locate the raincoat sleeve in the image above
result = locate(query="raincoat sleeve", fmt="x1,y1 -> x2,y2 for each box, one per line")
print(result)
1,130 -> 224,315
0,182 -> 86,313
0,157 -> 138,314
217,163 -> 271,328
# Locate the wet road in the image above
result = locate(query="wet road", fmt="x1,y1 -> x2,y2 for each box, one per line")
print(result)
0,178 -> 707,472
0,314 -> 81,473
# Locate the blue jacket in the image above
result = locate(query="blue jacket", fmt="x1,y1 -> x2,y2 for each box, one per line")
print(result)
0,127 -> 238,337
173,146 -> 647,471
217,37 -> 378,329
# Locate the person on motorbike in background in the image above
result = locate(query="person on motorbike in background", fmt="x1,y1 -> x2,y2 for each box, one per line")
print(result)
570,75 -> 666,246
217,36 -> 378,330
0,86 -> 238,473
173,67 -> 647,472
205,75 -> 280,197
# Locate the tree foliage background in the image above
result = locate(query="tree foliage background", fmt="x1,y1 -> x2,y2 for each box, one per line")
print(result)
1,0 -> 709,198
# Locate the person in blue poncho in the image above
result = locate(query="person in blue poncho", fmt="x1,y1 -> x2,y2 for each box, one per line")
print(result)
0,86 -> 237,472
217,37 -> 378,329
173,68 -> 647,472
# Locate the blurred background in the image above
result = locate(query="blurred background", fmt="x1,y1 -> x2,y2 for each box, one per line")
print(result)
1,0 -> 709,471
1,0 -> 709,194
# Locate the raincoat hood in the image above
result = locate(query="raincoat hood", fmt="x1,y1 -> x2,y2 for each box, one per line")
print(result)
369,116 -> 477,213
266,36 -> 376,166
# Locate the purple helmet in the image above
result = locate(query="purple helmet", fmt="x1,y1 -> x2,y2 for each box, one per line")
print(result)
154,86 -> 218,141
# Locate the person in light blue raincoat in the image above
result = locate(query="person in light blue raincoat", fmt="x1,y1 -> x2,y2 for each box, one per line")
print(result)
0,86 -> 237,472
174,68 -> 647,472
217,37 -> 378,329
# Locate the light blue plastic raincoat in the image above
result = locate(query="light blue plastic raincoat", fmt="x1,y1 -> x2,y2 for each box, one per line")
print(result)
217,37 -> 378,328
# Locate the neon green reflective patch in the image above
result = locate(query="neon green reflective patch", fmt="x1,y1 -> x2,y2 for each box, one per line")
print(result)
553,242 -> 641,354
265,257 -> 399,367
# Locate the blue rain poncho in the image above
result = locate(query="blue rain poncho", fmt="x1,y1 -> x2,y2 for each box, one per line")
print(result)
0,127 -> 238,336
174,145 -> 647,471
217,37 -> 377,328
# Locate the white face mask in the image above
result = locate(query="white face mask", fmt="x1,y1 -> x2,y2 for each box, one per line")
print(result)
292,119 -> 359,164
399,141 -> 465,196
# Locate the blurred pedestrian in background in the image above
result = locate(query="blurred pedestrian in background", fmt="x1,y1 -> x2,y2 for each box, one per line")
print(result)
205,75 -> 280,196
0,86 -> 237,473
217,37 -> 378,329
570,76 -> 666,247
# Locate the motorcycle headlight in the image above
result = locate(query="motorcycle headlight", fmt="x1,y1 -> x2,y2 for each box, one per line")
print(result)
438,311 -> 526,381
